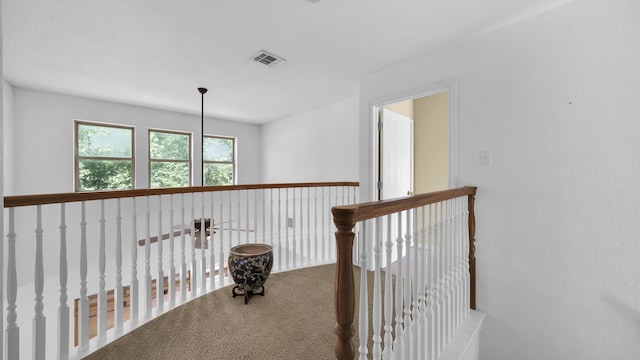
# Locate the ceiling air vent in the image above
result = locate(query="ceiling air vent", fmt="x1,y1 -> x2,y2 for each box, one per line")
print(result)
251,50 -> 286,67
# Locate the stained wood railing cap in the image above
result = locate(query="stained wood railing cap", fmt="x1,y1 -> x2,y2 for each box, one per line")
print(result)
332,186 -> 477,225
4,181 -> 360,208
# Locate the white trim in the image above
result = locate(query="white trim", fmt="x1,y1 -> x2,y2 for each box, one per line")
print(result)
369,78 -> 459,197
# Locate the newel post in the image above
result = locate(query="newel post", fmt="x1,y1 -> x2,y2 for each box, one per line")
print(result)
467,189 -> 477,310
332,207 -> 356,360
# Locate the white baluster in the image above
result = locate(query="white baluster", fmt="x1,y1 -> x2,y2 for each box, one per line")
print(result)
200,213 -> 206,295
449,199 -> 457,336
269,189 -> 274,251
144,197 -> 152,318
393,211 -> 404,360
285,188 -> 290,269
292,188 -> 297,268
418,206 -> 428,360
463,198 -> 471,315
227,191 -> 233,274
314,187 -> 319,264
445,199 -> 453,344
326,187 -> 332,262
245,190 -> 250,244
169,195 -> 176,308
298,188 -> 304,266
58,204 -> 70,360
432,202 -> 441,357
332,186 -> 338,260
190,193 -> 197,297
445,200 -> 453,343
306,187 -> 311,266
157,196 -> 164,314
358,222 -> 369,360
451,199 -> 458,339
262,189 -> 267,247
115,199 -> 124,333
461,195 -> 467,316
179,194 -> 187,303
431,203 -> 439,358
33,205 -> 46,360
6,208 -> 19,360
237,191 -> 242,245
453,198 -> 462,333
403,210 -> 413,359
98,200 -> 107,344
353,185 -> 358,204
450,198 -> 458,332
411,208 -> 420,360
372,217 -> 382,359
382,215 -> 394,360
130,198 -> 139,326
321,187 -> 326,262
200,193 -> 206,294
277,188 -> 282,271
255,189 -> 259,244
210,192 -> 216,290
78,202 -> 89,353
436,202 -> 445,357
345,185 -> 350,204
426,204 -> 435,360
218,194 -> 225,286
302,188 -> 307,264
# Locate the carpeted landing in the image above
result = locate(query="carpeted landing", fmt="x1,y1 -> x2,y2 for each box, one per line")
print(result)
84,264 -> 365,360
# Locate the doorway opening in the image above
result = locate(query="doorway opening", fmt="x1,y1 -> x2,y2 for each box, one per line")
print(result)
374,79 -> 457,201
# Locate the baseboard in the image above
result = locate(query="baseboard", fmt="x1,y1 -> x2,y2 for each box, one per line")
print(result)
440,309 -> 486,360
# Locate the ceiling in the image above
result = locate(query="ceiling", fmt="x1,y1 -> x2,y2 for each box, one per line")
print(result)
2,0 -> 572,124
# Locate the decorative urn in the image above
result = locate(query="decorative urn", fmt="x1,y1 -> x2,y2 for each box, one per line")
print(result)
228,243 -> 273,304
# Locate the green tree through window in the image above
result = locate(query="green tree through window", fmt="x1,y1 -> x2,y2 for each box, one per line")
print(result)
76,121 -> 134,191
204,136 -> 235,185
149,130 -> 191,188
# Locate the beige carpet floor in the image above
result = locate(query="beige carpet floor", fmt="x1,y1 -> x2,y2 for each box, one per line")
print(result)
84,264 -> 369,360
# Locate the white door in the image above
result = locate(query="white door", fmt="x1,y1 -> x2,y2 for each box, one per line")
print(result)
377,108 -> 414,271
380,108 -> 414,200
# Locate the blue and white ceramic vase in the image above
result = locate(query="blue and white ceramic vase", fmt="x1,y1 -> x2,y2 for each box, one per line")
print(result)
228,243 -> 273,304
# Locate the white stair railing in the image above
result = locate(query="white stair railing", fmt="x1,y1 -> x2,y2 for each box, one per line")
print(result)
3,182 -> 357,360
332,186 -> 478,360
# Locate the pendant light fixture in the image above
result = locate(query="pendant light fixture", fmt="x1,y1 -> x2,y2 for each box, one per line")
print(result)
198,87 -> 208,186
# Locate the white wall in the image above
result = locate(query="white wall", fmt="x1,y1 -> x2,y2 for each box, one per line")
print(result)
2,81 -> 14,195
360,0 -> 640,359
261,96 -> 359,183
9,87 -> 261,195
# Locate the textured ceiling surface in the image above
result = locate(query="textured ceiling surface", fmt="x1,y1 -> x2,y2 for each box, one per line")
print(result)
3,0 -> 573,124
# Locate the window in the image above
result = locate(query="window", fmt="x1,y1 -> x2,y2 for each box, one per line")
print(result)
203,135 -> 235,185
149,129 -> 191,188
75,121 -> 134,191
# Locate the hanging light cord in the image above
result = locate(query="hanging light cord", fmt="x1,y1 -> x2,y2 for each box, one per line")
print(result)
198,87 -> 208,186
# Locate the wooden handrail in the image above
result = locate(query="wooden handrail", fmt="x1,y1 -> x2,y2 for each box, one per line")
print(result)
331,186 -> 477,360
4,181 -> 360,208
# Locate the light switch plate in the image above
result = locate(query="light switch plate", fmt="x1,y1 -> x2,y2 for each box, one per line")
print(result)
479,151 -> 492,166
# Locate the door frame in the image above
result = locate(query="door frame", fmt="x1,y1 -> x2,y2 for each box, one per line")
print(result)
370,78 -> 458,200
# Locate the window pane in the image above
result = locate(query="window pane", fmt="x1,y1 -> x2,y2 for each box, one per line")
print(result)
204,137 -> 233,162
150,162 -> 190,188
150,131 -> 190,160
78,159 -> 133,191
78,124 -> 132,158
204,163 -> 233,186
